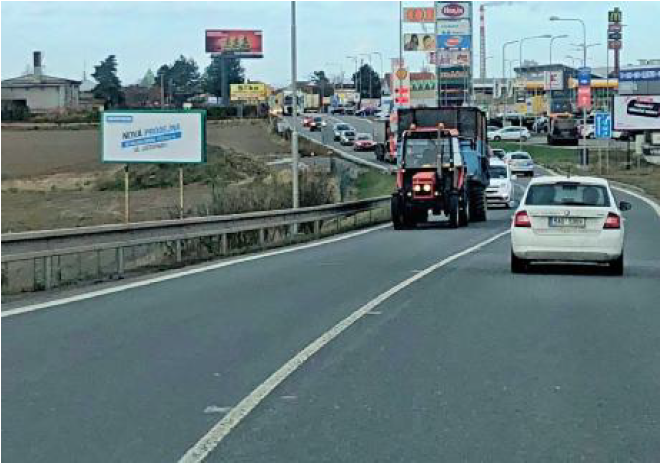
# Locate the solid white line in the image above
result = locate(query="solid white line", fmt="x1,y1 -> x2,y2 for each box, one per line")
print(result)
1,224 -> 391,319
178,229 -> 510,463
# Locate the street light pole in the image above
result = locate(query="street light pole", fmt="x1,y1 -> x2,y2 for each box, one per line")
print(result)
290,1 -> 299,216
519,34 -> 552,150
549,34 -> 568,65
502,40 -> 519,119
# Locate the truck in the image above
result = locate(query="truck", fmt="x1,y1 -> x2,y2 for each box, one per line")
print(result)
547,113 -> 579,146
390,107 -> 491,229
372,118 -> 396,163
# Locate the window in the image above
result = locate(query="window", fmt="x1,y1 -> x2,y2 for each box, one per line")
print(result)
525,183 -> 611,207
489,166 -> 508,179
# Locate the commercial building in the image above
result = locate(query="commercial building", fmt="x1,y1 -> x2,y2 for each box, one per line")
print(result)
1,52 -> 81,114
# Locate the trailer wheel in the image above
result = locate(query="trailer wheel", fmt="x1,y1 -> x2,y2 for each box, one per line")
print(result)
448,194 -> 459,229
468,183 -> 487,222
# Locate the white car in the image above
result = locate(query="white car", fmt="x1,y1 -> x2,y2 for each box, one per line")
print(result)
486,158 -> 516,208
333,123 -> 353,141
511,176 -> 631,275
579,123 -> 595,139
339,130 -> 356,145
489,126 -> 530,142
505,151 -> 534,176
375,111 -> 390,121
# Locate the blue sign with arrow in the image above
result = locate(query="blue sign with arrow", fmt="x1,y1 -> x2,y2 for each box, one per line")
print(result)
577,67 -> 592,86
595,112 -> 612,139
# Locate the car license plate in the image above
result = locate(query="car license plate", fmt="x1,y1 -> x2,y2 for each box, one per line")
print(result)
549,216 -> 585,228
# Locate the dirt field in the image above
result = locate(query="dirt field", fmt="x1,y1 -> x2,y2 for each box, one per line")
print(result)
206,120 -> 290,158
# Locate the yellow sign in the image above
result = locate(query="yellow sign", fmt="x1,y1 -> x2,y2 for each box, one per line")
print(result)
230,83 -> 267,101
396,68 -> 408,80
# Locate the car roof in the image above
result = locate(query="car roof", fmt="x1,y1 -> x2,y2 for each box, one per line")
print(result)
488,158 -> 507,167
529,175 -> 609,186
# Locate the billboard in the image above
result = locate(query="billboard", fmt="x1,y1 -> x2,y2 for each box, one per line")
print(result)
434,50 -> 470,67
543,71 -> 564,90
436,18 -> 471,35
436,2 -> 471,20
101,110 -> 206,164
619,68 -> 660,82
403,7 -> 435,22
438,66 -> 470,84
230,83 -> 267,101
205,30 -> 263,57
614,95 -> 660,130
438,34 -> 471,50
404,33 -> 436,51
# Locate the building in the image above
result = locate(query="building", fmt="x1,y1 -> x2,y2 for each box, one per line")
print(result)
1,52 -> 81,114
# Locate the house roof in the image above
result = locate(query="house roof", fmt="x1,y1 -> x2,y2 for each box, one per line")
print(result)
2,73 -> 81,87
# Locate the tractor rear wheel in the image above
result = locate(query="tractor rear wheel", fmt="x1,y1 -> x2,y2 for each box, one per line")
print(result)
468,183 -> 487,222
448,194 -> 459,229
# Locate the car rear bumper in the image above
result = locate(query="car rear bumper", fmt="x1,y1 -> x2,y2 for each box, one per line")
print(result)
511,229 -> 624,262
486,191 -> 510,204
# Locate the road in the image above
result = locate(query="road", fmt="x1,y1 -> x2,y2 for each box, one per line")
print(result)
3,174 -> 660,462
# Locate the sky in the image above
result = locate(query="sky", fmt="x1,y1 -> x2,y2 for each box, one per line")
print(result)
2,1 -> 659,88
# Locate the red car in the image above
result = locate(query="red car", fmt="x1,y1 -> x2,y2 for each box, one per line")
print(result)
302,116 -> 313,127
353,133 -> 376,151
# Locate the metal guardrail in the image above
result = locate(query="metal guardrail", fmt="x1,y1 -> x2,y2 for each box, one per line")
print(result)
1,197 -> 390,292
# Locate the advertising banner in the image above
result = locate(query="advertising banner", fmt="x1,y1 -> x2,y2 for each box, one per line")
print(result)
230,83 -> 267,101
435,50 -> 471,67
619,68 -> 660,82
102,111 -> 206,164
404,33 -> 436,51
205,30 -> 263,57
543,70 -> 564,90
438,66 -> 470,84
436,2 -> 471,20
436,18 -> 471,35
437,34 -> 471,50
613,95 -> 660,130
577,86 -> 592,110
403,7 -> 435,23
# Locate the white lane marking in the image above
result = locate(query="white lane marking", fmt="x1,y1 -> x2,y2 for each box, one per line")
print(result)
1,224 -> 391,319
178,229 -> 510,463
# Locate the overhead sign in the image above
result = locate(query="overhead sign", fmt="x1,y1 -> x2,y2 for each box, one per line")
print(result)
614,95 -> 660,130
436,2 -> 470,20
619,68 -> 660,82
577,67 -> 591,86
436,18 -> 471,35
230,83 -> 267,101
438,34 -> 471,50
404,33 -> 436,52
205,30 -> 263,58
543,70 -> 564,91
434,50 -> 470,67
595,112 -> 612,139
403,7 -> 435,23
102,110 -> 206,164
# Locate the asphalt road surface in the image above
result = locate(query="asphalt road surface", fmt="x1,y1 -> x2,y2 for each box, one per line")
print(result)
3,174 -> 659,462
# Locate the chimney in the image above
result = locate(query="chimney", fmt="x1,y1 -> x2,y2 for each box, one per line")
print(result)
33,51 -> 42,76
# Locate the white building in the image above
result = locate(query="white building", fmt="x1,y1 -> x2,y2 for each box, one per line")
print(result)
1,52 -> 81,113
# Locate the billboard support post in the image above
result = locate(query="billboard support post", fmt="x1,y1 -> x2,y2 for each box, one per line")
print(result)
124,165 -> 130,224
179,167 -> 184,219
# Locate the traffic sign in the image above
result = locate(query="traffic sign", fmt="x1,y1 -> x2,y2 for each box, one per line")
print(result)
595,112 -> 612,139
577,67 -> 591,86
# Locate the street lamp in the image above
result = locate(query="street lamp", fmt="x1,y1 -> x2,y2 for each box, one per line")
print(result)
290,1 -> 299,217
346,55 -> 358,96
549,34 -> 568,65
551,15 -> 588,159
519,34 -> 552,150
502,40 -> 519,117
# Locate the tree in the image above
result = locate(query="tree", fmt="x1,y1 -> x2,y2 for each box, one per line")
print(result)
310,70 -> 333,97
351,63 -> 381,99
202,56 -> 245,98
155,56 -> 201,105
140,69 -> 155,87
92,55 -> 124,107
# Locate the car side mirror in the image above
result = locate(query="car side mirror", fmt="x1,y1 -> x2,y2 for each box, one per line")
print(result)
511,174 -> 518,180
619,201 -> 632,211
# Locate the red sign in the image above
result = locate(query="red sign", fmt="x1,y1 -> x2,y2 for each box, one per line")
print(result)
577,86 -> 592,109
403,7 -> 434,23
441,4 -> 465,17
205,30 -> 263,57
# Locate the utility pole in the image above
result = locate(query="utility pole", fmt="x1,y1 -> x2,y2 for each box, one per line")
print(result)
160,73 -> 165,108
291,1 -> 299,218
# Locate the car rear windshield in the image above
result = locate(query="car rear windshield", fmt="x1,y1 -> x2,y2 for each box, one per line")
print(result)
511,153 -> 530,160
525,183 -> 611,207
489,166 -> 508,179
357,135 -> 370,140
344,131 -> 355,137
337,124 -> 350,130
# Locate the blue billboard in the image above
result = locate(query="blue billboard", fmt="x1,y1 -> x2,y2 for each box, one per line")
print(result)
437,34 -> 471,50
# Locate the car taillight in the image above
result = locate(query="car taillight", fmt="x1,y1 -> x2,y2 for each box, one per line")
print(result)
514,210 -> 531,227
604,212 -> 621,229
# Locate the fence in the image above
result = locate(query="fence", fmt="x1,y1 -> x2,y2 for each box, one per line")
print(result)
1,197 -> 391,295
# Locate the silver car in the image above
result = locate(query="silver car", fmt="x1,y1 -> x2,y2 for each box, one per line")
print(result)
505,151 -> 534,176
339,130 -> 356,146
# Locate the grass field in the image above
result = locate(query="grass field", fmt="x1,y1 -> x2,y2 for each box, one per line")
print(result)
353,170 -> 395,200
492,141 -> 660,200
